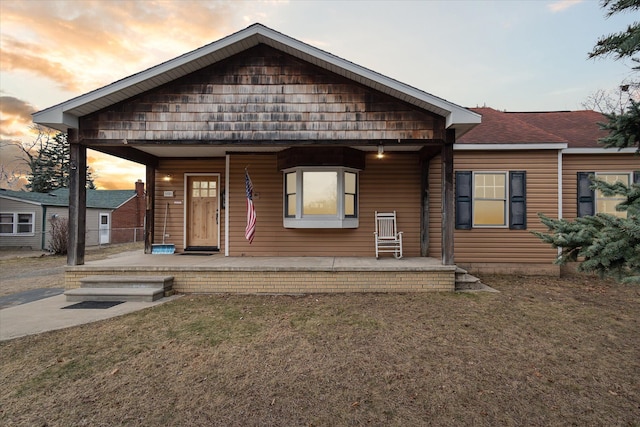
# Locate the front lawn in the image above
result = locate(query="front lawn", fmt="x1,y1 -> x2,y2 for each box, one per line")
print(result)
1,275 -> 638,426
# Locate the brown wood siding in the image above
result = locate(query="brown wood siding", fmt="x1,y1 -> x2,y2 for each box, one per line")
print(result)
438,150 -> 560,264
363,152 -> 421,257
154,158 -> 226,252
226,152 -> 421,256
562,153 -> 638,220
79,45 -> 441,143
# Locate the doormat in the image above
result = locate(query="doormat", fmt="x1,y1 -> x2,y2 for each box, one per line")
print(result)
179,252 -> 215,256
62,301 -> 125,309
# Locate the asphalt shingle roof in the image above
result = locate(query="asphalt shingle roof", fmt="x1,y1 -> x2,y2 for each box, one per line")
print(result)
508,110 -> 609,148
0,188 -> 135,209
458,107 -> 609,147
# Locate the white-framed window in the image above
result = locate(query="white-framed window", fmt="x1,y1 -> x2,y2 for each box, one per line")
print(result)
283,167 -> 359,228
595,172 -> 631,218
0,212 -> 35,235
473,172 -> 507,227
456,170 -> 526,230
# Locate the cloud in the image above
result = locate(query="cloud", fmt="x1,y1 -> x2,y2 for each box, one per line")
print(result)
87,151 -> 145,190
0,0 -> 247,94
0,138 -> 28,166
0,39 -> 82,92
1,95 -> 37,118
0,137 -> 30,189
547,0 -> 584,13
0,95 -> 38,138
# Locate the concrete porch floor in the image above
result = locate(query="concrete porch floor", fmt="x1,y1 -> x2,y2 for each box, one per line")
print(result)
72,250 -> 449,270
65,250 -> 457,293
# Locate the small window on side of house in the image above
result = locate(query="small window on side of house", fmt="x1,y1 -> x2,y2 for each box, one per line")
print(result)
456,171 -> 526,230
285,172 -> 297,218
595,172 -> 630,218
0,212 -> 35,235
0,213 -> 13,234
473,172 -> 507,227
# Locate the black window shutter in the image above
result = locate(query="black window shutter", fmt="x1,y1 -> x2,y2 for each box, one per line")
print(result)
634,171 -> 640,185
509,171 -> 527,230
455,171 -> 472,230
577,172 -> 595,217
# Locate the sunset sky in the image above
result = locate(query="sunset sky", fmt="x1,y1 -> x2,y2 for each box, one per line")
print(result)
1,0 -> 637,190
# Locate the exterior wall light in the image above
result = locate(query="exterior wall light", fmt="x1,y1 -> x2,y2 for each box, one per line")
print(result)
377,145 -> 384,159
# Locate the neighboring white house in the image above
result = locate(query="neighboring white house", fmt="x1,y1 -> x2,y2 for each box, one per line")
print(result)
0,185 -> 144,251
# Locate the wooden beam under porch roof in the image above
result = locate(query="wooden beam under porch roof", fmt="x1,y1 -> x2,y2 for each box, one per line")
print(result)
67,129 -> 87,266
441,130 -> 455,265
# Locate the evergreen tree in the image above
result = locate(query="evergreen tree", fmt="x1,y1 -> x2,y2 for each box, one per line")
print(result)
588,0 -> 640,68
535,175 -> 640,283
534,0 -> 640,283
27,132 -> 70,192
21,128 -> 96,192
599,99 -> 640,151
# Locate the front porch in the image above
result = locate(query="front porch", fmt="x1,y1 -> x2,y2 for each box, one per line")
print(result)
65,252 -> 458,293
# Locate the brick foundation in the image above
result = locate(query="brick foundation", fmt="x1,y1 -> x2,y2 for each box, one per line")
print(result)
65,268 -> 455,294
458,262 -> 560,277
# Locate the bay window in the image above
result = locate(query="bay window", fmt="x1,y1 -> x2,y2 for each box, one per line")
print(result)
284,167 -> 359,228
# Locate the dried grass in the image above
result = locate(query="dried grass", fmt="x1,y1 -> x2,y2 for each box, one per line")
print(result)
1,275 -> 639,426
0,242 -> 144,297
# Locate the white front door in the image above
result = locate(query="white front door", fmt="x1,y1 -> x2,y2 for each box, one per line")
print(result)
99,213 -> 110,244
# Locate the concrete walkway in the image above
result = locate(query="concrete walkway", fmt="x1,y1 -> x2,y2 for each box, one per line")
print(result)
0,293 -> 180,341
0,288 -> 64,309
0,245 -> 183,341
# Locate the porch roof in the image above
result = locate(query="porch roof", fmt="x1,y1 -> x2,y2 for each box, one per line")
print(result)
32,23 -> 480,138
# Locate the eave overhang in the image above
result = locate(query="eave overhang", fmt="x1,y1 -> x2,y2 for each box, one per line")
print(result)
454,143 -> 568,151
32,24 -> 480,138
562,147 -> 638,154
0,195 -> 43,206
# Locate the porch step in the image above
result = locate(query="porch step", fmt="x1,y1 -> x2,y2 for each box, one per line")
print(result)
455,267 -> 484,291
65,275 -> 174,302
79,275 -> 174,291
65,287 -> 165,302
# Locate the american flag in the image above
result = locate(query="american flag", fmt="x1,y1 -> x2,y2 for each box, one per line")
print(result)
245,169 -> 256,244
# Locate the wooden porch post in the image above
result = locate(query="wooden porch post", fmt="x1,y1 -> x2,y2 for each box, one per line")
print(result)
67,129 -> 86,265
420,158 -> 429,257
144,165 -> 156,254
441,130 -> 455,265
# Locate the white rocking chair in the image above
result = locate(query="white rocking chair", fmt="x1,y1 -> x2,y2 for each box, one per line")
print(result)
374,211 -> 403,259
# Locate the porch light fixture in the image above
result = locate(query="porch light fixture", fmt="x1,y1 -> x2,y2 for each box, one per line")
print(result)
163,174 -> 172,182
377,145 -> 384,159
